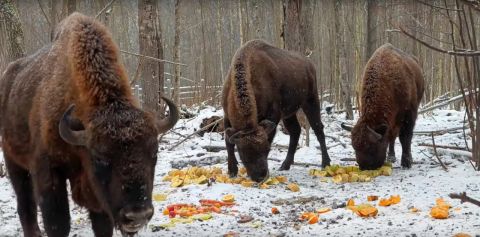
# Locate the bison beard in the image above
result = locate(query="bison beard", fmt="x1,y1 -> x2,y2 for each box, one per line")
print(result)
222,40 -> 331,182
0,13 -> 178,237
351,43 -> 424,170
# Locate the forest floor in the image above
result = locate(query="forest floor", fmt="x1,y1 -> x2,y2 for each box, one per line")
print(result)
0,107 -> 479,237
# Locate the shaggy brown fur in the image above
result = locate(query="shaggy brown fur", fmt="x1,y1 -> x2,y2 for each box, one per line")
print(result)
0,13 -> 178,237
351,43 -> 424,170
222,40 -> 330,182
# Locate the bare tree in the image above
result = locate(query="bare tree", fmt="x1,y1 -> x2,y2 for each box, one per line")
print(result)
138,0 -> 164,113
172,0 -> 181,104
0,0 -> 25,72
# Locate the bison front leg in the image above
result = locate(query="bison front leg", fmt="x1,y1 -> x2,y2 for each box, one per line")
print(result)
399,113 -> 416,168
224,119 -> 238,177
33,157 -> 71,237
387,139 -> 396,163
90,211 -> 113,237
5,156 -> 41,237
279,116 -> 301,171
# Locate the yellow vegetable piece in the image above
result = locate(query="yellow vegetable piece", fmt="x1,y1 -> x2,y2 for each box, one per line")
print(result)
264,177 -> 279,185
453,233 -> 472,237
410,207 -> 419,213
240,180 -> 255,187
259,183 -> 269,189
222,194 -> 235,203
153,193 -> 168,202
390,195 -> 401,204
341,174 -> 349,183
332,175 -> 343,183
171,177 -> 184,188
239,167 -> 247,176
287,183 -> 300,192
349,173 -> 359,182
430,206 -> 449,219
317,207 -> 331,214
276,176 -> 288,183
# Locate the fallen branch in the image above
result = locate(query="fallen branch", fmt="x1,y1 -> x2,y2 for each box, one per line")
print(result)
325,135 -> 347,148
418,143 -> 469,151
431,133 -> 448,171
423,147 -> 472,158
449,192 -> 480,207
168,118 -> 223,151
341,122 -> 467,135
120,50 -> 187,66
419,90 -> 479,114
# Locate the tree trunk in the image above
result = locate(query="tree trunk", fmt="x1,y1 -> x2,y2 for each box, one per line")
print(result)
172,0 -> 181,105
138,0 -> 164,114
365,0 -> 379,59
283,0 -> 303,52
50,0 -> 76,40
0,0 -> 25,72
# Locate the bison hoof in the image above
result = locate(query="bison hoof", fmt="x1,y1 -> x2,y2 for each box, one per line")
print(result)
401,155 -> 412,169
228,169 -> 238,178
279,163 -> 291,171
387,155 -> 397,163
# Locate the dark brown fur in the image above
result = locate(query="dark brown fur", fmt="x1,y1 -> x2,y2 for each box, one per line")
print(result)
0,13 -> 178,237
351,43 -> 424,170
222,40 -> 330,182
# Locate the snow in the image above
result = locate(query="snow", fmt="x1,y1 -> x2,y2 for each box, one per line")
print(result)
0,107 -> 479,237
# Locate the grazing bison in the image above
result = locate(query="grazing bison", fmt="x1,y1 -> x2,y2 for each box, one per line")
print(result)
348,43 -> 424,170
222,40 -> 330,182
0,13 -> 179,237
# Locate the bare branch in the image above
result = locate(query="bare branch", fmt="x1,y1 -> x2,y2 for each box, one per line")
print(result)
431,133 -> 448,171
120,50 -> 187,66
37,0 -> 51,27
95,0 -> 117,19
399,26 -> 480,56
416,0 -> 463,11
129,58 -> 144,86
459,0 -> 480,12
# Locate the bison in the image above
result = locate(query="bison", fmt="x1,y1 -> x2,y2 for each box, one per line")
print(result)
0,13 -> 179,237
347,43 -> 424,170
222,40 -> 330,182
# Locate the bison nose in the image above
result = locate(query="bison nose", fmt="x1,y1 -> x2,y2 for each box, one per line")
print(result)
124,206 -> 154,222
252,170 -> 270,183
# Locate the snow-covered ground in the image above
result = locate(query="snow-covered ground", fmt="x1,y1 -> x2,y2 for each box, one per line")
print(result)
0,107 -> 479,237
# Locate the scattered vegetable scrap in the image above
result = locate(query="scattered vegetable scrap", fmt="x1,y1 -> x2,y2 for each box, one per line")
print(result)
410,207 -> 419,213
347,199 -> 355,207
367,195 -> 379,201
153,193 -> 168,202
378,195 -> 401,207
299,212 -> 319,224
347,203 -> 378,218
271,207 -> 280,214
453,233 -> 472,237
222,194 -> 235,203
286,183 -> 300,192
317,207 -> 331,214
309,163 -> 392,183
430,198 -> 451,219
163,166 -> 291,190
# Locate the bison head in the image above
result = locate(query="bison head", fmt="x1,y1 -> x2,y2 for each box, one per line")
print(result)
59,96 -> 178,236
351,123 -> 388,170
226,120 -> 276,182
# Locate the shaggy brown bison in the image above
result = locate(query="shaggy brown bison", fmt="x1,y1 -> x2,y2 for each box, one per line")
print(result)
0,13 -> 178,237
348,43 -> 424,170
222,40 -> 330,182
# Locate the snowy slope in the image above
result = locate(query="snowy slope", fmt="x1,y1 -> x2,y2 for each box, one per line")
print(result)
0,107 -> 479,237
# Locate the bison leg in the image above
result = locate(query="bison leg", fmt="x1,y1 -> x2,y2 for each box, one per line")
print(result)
224,119 -> 238,177
89,211 -> 113,237
33,157 -> 71,237
387,139 -> 396,163
5,157 -> 41,237
399,113 -> 416,168
302,102 -> 331,168
279,115 -> 301,171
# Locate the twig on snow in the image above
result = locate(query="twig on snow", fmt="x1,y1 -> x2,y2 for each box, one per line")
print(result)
431,133 -> 448,171
449,192 -> 480,207
168,118 -> 223,151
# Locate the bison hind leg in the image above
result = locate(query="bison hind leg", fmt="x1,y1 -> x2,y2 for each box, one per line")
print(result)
302,100 -> 331,168
279,115 -> 301,171
5,156 -> 42,237
399,112 -> 417,168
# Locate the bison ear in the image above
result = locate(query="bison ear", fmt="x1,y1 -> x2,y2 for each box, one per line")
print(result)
375,124 -> 388,136
259,119 -> 276,134
59,104 -> 87,146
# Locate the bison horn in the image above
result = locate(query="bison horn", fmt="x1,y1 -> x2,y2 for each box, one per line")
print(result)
366,125 -> 383,141
340,122 -> 353,132
59,104 -> 87,146
156,96 -> 180,134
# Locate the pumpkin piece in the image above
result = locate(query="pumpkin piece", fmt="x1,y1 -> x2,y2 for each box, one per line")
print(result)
317,207 -> 331,214
222,194 -> 235,203
390,195 -> 401,204
347,199 -> 355,207
271,207 -> 280,214
276,176 -> 288,183
259,183 -> 269,189
287,183 -> 300,192
378,198 -> 392,207
430,206 -> 449,219
367,195 -> 378,201
357,205 -> 378,217
308,214 -> 319,224
410,207 -> 419,213
240,180 -> 254,187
